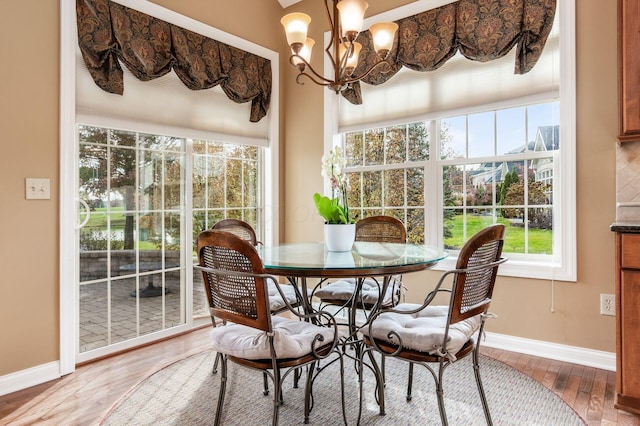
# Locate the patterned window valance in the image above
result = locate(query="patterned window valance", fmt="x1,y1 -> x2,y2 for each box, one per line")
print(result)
76,0 -> 272,123
343,0 -> 556,104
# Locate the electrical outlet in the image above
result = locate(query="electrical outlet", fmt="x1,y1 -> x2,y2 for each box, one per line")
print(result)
600,293 -> 615,316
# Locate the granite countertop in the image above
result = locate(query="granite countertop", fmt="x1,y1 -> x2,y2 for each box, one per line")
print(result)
611,221 -> 640,232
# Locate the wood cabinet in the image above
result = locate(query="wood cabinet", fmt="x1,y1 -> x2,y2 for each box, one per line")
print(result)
615,232 -> 640,413
618,0 -> 640,142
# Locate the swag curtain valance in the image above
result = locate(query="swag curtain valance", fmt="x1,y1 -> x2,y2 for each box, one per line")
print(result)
343,0 -> 557,104
76,0 -> 272,122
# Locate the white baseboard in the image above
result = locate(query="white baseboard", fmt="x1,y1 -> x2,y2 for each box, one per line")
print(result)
0,361 -> 61,397
483,332 -> 616,371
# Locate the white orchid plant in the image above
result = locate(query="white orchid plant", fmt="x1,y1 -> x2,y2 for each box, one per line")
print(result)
313,146 -> 354,224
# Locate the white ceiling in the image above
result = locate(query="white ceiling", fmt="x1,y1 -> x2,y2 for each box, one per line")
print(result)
277,0 -> 302,8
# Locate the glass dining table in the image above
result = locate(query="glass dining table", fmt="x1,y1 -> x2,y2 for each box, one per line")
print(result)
258,241 -> 448,321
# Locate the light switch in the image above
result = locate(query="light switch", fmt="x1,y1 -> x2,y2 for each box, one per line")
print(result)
26,178 -> 51,200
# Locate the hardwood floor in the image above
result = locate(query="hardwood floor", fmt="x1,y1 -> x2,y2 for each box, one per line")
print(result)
1,328 -> 639,425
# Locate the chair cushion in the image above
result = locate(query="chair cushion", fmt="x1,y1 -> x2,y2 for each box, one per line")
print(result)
314,277 -> 400,306
361,303 -> 482,357
210,316 -> 335,360
267,282 -> 299,312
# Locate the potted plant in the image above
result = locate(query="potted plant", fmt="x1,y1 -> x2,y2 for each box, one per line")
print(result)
314,147 -> 356,251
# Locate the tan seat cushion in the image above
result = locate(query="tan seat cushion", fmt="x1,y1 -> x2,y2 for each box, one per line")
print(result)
361,303 -> 482,356
210,316 -> 335,360
267,282 -> 299,312
314,277 -> 400,306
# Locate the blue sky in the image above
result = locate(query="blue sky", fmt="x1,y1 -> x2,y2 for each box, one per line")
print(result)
442,102 -> 560,159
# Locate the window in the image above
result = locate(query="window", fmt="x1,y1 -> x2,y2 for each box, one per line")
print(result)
345,101 -> 558,261
327,0 -> 574,281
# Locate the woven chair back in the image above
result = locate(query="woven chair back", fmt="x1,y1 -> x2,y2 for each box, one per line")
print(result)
212,219 -> 259,246
355,216 -> 406,243
449,224 -> 505,325
197,230 -> 271,331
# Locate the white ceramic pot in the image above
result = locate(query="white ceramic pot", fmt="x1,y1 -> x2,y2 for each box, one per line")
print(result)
324,223 -> 356,252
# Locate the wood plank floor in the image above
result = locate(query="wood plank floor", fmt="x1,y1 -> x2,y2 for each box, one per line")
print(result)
1,328 -> 639,425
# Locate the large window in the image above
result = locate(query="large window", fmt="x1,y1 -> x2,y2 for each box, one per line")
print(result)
344,102 -> 559,272
329,0 -> 574,280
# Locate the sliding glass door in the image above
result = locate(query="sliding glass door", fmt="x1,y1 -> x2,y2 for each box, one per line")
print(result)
77,126 -> 187,357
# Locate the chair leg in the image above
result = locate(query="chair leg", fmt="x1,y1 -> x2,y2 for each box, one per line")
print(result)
263,371 -> 270,396
367,349 -> 386,416
212,351 -> 221,374
214,354 -> 228,426
304,361 -> 316,424
406,362 -> 414,401
435,360 -> 449,426
472,348 -> 493,426
272,367 -> 281,426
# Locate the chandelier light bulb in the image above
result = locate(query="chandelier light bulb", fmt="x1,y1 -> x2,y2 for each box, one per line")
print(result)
281,12 -> 311,53
336,0 -> 368,41
369,21 -> 398,58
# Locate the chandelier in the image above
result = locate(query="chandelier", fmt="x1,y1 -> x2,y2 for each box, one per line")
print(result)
281,0 -> 398,94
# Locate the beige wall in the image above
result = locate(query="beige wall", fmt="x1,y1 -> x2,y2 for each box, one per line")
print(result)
0,0 -> 618,379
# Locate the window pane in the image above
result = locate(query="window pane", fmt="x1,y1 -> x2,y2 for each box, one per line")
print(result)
497,107 -> 526,155
531,157 -> 554,205
443,208 -> 464,249
364,128 -> 384,166
443,165 -> 464,207
469,163 -> 495,206
111,129 -> 136,147
192,155 -> 207,209
384,169 -> 405,207
362,171 -> 382,206
346,171 -> 361,209
345,131 -> 363,167
407,167 -> 424,207
408,122 -> 429,161
441,116 -> 466,159
226,159 -> 242,208
528,207 -> 553,254
468,111 -> 494,158
407,208 -> 425,244
164,152 -> 183,210
385,126 -> 406,164
208,157 -> 224,208
244,160 -> 257,207
499,160 -> 525,220
79,125 -> 107,144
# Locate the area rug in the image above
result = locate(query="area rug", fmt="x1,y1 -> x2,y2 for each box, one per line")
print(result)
102,350 -> 585,425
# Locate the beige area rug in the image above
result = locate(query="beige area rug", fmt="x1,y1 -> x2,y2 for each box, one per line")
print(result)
102,350 -> 585,425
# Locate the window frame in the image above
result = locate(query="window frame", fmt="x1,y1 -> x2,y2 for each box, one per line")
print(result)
324,0 -> 575,282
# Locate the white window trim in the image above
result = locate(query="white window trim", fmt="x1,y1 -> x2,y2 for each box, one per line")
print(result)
60,0 -> 279,374
324,0 -> 575,282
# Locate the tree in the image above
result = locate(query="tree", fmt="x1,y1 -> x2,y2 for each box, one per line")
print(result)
499,167 -> 519,206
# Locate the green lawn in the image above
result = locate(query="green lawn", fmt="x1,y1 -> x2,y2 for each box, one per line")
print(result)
81,207 -> 156,250
82,207 -> 126,229
444,214 -> 552,254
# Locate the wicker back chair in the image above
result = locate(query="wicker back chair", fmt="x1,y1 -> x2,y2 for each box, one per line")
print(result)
209,219 -> 303,394
358,224 -> 507,425
196,230 -> 345,426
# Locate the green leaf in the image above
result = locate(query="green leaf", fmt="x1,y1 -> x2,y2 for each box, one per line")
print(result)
313,193 -> 347,224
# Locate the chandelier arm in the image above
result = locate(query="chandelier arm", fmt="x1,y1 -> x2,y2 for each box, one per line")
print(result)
324,0 -> 336,55
289,54 -> 334,85
342,59 -> 391,85
296,72 -> 332,87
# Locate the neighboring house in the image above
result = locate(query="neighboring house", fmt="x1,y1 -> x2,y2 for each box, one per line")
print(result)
470,125 -> 560,188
